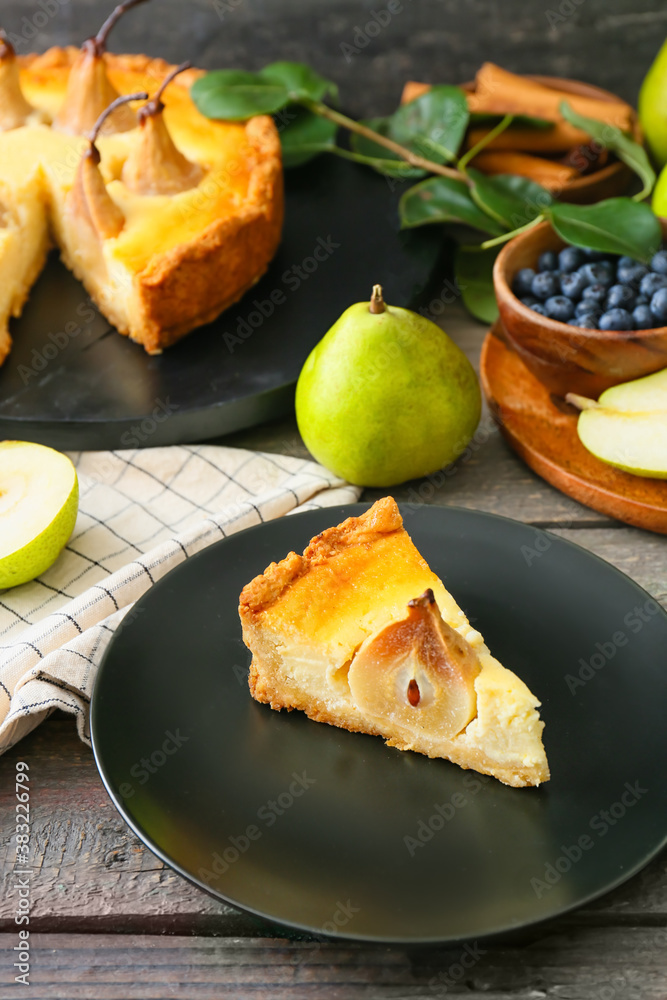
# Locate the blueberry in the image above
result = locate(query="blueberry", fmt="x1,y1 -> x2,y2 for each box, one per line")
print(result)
538,250 -> 558,272
520,296 -> 539,307
558,246 -> 585,273
634,294 -> 649,306
581,282 -> 609,305
617,255 -> 636,268
650,250 -> 667,275
512,267 -> 536,297
575,300 -> 602,319
572,314 -> 599,329
650,287 -> 667,324
530,302 -> 548,316
579,262 -> 614,287
639,272 -> 667,298
560,270 -> 588,300
632,304 -> 655,330
599,308 -> 634,331
606,284 -> 636,310
531,271 -> 561,300
616,262 -> 648,288
544,295 -> 575,322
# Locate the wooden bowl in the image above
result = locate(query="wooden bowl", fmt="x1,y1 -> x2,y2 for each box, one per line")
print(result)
494,219 -> 667,399
462,75 -> 640,204
480,327 -> 667,533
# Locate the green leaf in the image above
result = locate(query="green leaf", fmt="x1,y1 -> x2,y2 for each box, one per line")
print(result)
389,86 -> 470,162
350,86 -> 469,177
559,100 -> 655,199
546,198 -> 661,262
260,61 -> 338,104
350,117 -> 426,177
191,70 -> 289,120
469,112 -> 553,130
278,106 -> 338,167
191,62 -> 338,122
399,176 -> 506,235
469,170 -> 553,229
455,246 -> 500,324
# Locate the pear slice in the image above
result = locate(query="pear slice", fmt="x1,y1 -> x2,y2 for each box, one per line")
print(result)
589,367 -> 667,413
567,368 -> 667,478
54,0 -> 149,135
0,33 -> 36,130
121,62 -> 204,196
348,589 -> 481,740
0,442 -> 78,589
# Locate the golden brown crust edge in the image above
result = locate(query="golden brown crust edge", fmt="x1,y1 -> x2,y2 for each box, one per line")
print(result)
134,115 -> 284,353
18,49 -> 284,354
239,497 -> 403,616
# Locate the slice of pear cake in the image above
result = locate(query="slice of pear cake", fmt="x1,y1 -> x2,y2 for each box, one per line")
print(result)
239,497 -> 549,788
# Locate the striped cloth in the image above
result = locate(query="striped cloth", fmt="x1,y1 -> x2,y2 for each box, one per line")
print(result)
0,445 -> 361,754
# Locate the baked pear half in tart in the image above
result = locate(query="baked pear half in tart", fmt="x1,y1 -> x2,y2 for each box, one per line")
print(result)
239,497 -> 549,788
0,4 -> 282,363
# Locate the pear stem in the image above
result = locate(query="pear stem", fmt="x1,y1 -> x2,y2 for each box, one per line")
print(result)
88,91 -> 148,151
369,284 -> 385,314
565,392 -> 599,411
90,0 -> 150,55
139,61 -> 191,122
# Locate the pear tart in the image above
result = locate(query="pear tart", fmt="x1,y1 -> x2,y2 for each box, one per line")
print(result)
240,497 -> 550,788
0,29 -> 282,362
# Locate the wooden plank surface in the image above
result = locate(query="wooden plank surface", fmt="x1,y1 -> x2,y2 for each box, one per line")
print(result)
2,927 -> 667,999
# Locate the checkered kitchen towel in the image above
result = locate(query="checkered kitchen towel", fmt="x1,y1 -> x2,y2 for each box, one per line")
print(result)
0,445 -> 361,754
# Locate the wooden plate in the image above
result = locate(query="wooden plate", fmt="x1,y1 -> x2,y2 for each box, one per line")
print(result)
480,322 -> 667,534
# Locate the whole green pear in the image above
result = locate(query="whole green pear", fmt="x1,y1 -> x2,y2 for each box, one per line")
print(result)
295,286 -> 481,487
639,36 -> 667,168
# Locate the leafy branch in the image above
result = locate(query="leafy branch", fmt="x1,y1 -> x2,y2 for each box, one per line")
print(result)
191,61 -> 662,318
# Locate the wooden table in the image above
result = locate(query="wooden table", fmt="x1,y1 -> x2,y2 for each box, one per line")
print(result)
1,304 -> 665,998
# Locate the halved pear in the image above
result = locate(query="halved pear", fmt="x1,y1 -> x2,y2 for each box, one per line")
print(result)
0,442 -> 78,588
0,34 -> 36,131
348,589 -> 481,739
66,92 -> 147,251
121,62 -> 203,196
54,0 -> 148,136
567,368 -> 667,478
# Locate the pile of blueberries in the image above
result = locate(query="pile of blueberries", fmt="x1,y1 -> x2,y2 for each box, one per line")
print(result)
512,244 -> 667,330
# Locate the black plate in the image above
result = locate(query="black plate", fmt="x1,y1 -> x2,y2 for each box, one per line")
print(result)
0,158 -> 443,451
91,504 -> 667,944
